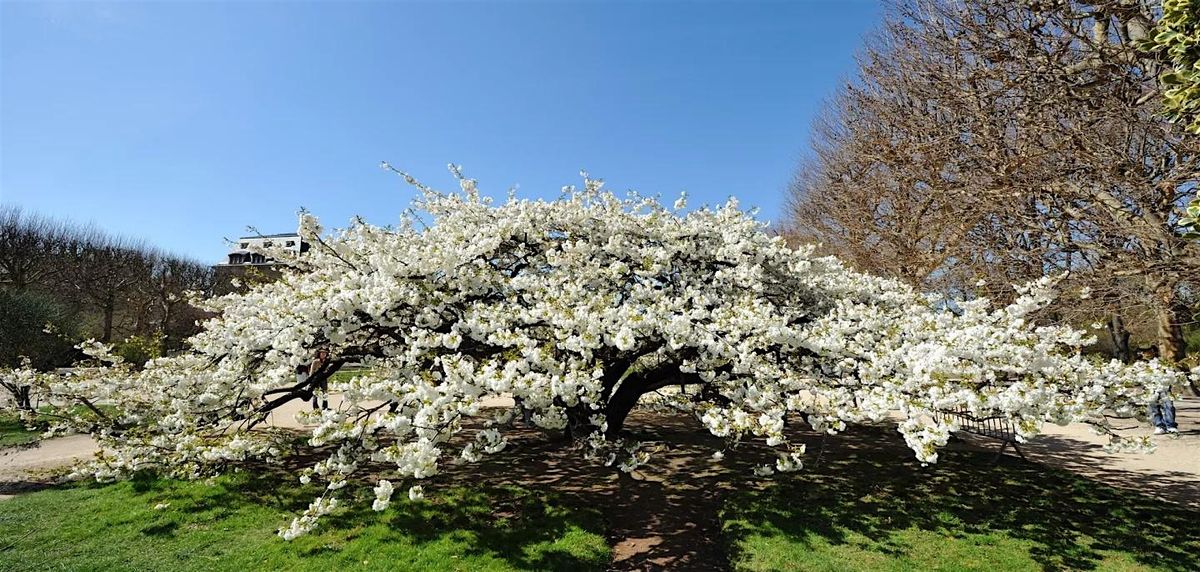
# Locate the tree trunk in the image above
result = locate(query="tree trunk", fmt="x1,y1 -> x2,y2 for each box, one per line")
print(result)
3,384 -> 33,410
1153,284 -> 1187,365
17,386 -> 31,410
604,378 -> 647,439
1151,279 -> 1199,396
1108,313 -> 1132,364
102,301 -> 115,343
601,372 -> 696,439
160,300 -> 173,350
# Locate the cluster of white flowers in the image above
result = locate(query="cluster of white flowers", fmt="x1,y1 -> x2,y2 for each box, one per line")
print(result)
3,167 -> 1193,538
371,479 -> 394,511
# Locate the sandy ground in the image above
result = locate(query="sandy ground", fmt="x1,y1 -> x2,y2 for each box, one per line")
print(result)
0,434 -> 98,500
1008,395 -> 1200,508
3,395 -> 1198,507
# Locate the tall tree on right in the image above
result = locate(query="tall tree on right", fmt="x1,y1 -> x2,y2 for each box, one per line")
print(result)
788,0 -> 1199,365
1146,0 -> 1200,246
1146,0 -> 1200,135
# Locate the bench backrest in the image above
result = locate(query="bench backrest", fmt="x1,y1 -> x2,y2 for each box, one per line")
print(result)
937,407 -> 1017,441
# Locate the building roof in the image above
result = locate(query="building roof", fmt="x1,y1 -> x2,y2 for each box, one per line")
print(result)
237,233 -> 301,239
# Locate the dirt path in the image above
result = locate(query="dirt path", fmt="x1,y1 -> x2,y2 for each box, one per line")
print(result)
1008,395 -> 1200,509
0,434 -> 97,500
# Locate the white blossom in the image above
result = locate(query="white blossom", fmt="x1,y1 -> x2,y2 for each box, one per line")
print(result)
2,170 -> 1186,539
372,479 -> 394,511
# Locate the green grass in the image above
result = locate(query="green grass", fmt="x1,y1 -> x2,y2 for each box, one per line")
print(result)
0,412 -> 39,448
329,366 -> 372,384
721,448 -> 1200,572
0,404 -> 120,449
5,425 -> 1200,571
0,472 -> 610,571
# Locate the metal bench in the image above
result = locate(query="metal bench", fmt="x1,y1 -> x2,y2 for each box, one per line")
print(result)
937,406 -> 1027,463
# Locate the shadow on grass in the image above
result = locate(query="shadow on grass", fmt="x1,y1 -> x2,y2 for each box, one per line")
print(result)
116,466 -> 608,571
723,428 -> 1200,571
10,411 -> 1200,572
329,485 -> 605,570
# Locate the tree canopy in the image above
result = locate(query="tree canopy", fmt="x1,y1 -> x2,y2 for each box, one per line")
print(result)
5,169 -> 1193,539
787,0 -> 1199,364
1149,0 -> 1200,241
1149,0 -> 1200,135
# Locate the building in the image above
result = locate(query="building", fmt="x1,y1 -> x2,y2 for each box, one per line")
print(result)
223,233 -> 308,265
212,232 -> 310,295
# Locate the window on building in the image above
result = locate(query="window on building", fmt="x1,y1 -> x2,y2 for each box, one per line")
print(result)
240,242 -> 249,248
264,241 -> 273,247
286,240 -> 295,247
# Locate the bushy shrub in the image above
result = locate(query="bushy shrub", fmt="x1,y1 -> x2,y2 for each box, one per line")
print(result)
0,289 -> 81,370
113,334 -> 164,368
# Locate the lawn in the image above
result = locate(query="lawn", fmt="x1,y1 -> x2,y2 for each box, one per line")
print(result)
0,472 -> 609,571
0,405 -> 118,449
329,366 -> 372,384
2,420 -> 1199,571
721,447 -> 1200,572
0,413 -> 39,448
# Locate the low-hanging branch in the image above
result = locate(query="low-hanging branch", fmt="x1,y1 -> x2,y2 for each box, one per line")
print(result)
5,168 -> 1193,540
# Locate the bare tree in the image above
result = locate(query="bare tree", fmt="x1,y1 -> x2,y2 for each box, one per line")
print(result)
0,206 -> 77,292
151,255 -> 214,350
788,0 -> 1199,363
58,232 -> 156,343
2,205 -> 215,375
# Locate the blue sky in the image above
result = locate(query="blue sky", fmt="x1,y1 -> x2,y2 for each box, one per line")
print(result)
1,0 -> 880,263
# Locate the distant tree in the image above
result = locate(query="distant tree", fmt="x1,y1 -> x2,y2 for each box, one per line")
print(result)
0,206 -> 74,292
62,235 -> 155,343
150,255 -> 214,350
0,206 -> 214,406
788,0 -> 1199,364
112,334 -> 164,369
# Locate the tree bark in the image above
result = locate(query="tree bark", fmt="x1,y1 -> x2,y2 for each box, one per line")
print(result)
1152,280 -> 1187,365
101,294 -> 116,343
15,386 -> 32,410
2,383 -> 33,410
159,299 -> 173,350
1149,278 -> 1199,396
1108,313 -> 1131,364
602,369 -> 702,439
603,378 -> 646,439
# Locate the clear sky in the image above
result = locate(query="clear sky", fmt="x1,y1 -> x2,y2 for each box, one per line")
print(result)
1,0 -> 880,263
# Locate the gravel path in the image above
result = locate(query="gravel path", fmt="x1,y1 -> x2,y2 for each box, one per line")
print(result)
0,434 -> 97,500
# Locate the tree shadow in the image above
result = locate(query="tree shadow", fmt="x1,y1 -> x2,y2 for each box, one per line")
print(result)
723,426 -> 1200,572
320,485 -> 608,570
1010,433 -> 1200,510
396,410 -> 782,571
116,453 -> 611,571
9,409 -> 1199,572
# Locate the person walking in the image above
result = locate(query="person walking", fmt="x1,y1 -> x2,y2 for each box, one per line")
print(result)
1149,394 -> 1179,435
1138,347 -> 1180,435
